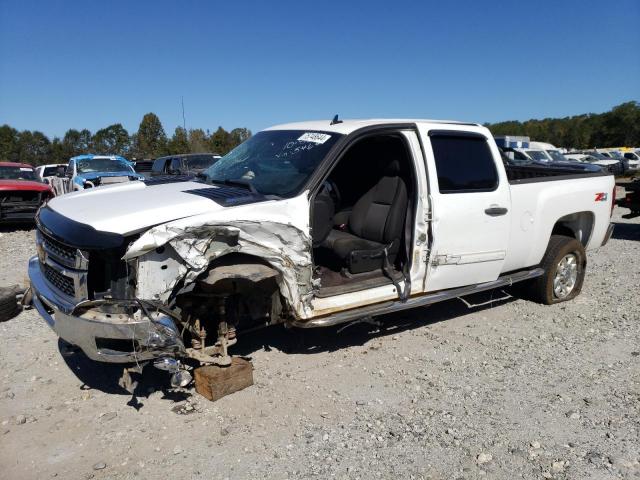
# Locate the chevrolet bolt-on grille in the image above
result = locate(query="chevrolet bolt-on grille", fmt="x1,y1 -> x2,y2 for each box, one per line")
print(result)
42,263 -> 75,297
40,231 -> 77,266
36,229 -> 88,302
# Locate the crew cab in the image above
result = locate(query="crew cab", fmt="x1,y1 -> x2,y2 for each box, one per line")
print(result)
66,154 -> 144,191
28,119 -> 615,386
0,162 -> 53,223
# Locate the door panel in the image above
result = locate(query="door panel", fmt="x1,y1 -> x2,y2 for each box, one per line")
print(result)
420,128 -> 511,292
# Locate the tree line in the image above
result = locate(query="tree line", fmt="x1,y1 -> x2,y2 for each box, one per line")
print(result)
0,112 -> 251,166
2,102 -> 637,167
487,101 -> 640,149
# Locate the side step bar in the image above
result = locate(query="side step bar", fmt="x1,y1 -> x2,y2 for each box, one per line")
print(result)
294,268 -> 544,329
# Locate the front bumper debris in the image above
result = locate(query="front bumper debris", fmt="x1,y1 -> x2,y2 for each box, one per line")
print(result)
28,256 -> 185,363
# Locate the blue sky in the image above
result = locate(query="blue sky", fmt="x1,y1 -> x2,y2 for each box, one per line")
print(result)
0,0 -> 638,138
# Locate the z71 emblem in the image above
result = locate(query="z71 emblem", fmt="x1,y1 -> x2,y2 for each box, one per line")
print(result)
594,192 -> 608,202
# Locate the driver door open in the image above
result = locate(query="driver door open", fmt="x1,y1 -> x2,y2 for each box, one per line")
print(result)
308,128 -> 430,317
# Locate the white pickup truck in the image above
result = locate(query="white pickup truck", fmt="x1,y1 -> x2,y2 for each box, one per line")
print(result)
29,119 -> 615,385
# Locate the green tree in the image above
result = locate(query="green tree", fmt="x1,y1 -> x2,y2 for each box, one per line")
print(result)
229,127 -> 251,148
92,124 -> 130,156
167,127 -> 190,154
50,137 -> 67,163
16,130 -> 51,166
0,124 -> 20,162
488,101 -> 640,148
209,126 -> 231,154
134,113 -> 167,158
188,128 -> 209,153
62,128 -> 93,158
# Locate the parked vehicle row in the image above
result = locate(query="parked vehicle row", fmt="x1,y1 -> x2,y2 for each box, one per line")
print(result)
495,136 -> 639,175
27,118 -> 615,386
617,177 -> 640,217
495,137 -> 602,173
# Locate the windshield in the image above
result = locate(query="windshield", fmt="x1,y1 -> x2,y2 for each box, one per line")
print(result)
77,158 -> 133,174
203,130 -> 342,197
526,150 -> 550,162
0,166 -> 37,181
608,151 -> 623,159
185,155 -> 217,171
547,150 -> 568,162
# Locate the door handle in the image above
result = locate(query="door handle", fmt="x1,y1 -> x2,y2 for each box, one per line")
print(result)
484,206 -> 508,216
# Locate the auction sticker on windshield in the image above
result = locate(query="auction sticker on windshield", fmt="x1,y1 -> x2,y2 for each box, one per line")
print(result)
298,132 -> 331,144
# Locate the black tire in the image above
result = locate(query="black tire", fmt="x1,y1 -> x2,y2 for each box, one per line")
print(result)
525,235 -> 586,305
0,286 -> 22,322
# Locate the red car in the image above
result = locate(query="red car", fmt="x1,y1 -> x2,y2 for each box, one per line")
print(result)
0,162 -> 54,224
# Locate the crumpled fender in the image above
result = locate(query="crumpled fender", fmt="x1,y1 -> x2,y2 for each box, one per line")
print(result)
123,193 -> 316,319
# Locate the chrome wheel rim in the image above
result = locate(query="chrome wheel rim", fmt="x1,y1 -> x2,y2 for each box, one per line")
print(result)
553,253 -> 578,299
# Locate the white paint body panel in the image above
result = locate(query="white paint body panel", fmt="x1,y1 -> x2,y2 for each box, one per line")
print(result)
418,124 -> 512,292
47,180 -> 224,235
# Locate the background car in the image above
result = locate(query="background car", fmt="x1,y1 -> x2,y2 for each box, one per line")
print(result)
151,153 -> 221,177
35,163 -> 67,183
621,151 -> 640,172
565,153 -> 622,174
67,154 -> 144,190
0,162 -> 53,223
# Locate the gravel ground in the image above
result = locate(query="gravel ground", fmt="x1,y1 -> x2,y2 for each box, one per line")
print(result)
0,204 -> 638,480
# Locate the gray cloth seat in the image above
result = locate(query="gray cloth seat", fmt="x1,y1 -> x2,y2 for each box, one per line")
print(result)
321,161 -> 408,273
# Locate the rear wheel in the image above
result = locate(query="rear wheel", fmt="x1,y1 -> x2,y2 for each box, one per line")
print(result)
525,235 -> 586,305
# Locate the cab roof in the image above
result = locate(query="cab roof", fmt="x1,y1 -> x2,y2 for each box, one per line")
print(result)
264,118 -> 483,135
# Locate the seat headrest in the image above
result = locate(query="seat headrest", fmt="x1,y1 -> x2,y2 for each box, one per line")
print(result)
383,159 -> 401,176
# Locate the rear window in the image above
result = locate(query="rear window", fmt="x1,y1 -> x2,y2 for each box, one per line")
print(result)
430,134 -> 498,193
43,166 -> 64,177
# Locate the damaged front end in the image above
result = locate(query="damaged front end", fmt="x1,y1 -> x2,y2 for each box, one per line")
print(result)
29,260 -> 186,363
29,193 -> 314,372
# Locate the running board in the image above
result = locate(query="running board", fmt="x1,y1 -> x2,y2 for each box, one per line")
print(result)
294,268 -> 544,328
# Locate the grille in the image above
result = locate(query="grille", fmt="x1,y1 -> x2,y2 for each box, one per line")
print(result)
0,190 -> 40,203
43,263 -> 75,297
40,230 -> 77,265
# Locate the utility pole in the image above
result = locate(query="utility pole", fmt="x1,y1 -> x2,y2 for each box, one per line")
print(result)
181,96 -> 186,131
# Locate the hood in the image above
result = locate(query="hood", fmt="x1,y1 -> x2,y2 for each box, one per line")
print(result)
45,179 -> 269,236
0,179 -> 52,192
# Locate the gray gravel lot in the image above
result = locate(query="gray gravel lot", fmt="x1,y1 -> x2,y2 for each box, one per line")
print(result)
0,205 -> 638,480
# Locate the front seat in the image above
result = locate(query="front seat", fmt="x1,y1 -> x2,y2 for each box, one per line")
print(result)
322,160 -> 408,274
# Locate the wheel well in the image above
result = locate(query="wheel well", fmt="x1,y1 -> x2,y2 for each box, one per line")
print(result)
175,252 -> 285,332
551,211 -> 594,247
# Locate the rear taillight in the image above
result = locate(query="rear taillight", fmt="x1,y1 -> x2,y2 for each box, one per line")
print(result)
611,185 -> 616,217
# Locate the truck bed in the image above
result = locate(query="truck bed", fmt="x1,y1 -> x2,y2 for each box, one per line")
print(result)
506,164 -> 609,184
